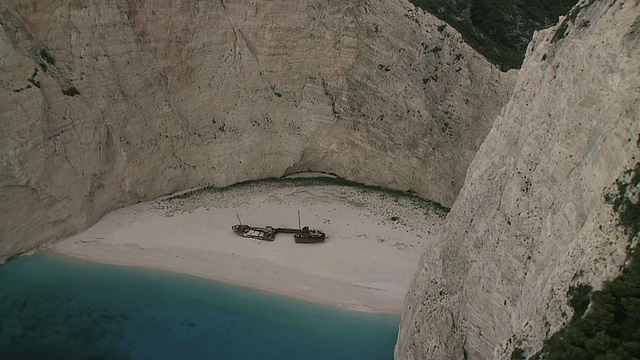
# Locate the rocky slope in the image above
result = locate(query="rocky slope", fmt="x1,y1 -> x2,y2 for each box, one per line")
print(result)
0,0 -> 514,262
409,0 -> 579,70
396,0 -> 640,358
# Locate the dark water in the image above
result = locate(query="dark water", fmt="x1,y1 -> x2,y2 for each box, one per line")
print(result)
0,253 -> 399,360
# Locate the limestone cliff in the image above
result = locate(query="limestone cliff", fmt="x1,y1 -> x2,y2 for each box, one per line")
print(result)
397,0 -> 640,358
0,0 -> 513,262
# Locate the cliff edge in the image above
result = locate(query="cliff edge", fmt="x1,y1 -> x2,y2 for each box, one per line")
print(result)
397,0 -> 640,358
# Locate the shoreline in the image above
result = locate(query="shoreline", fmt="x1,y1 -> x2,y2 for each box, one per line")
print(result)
49,249 -> 398,315
52,179 -> 445,314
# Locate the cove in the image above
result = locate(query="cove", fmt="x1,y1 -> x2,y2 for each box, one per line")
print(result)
0,253 -> 399,360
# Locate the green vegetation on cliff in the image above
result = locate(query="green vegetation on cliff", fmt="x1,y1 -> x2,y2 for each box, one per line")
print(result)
409,0 -> 579,70
534,252 -> 640,359
534,158 -> 640,360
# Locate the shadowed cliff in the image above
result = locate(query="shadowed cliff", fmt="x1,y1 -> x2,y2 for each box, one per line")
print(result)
409,0 -> 579,70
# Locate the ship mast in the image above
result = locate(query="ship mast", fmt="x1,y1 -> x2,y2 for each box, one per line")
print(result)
298,210 -> 301,230
236,211 -> 243,226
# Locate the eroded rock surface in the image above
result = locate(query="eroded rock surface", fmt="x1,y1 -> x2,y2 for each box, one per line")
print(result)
397,0 -> 640,358
0,0 -> 513,262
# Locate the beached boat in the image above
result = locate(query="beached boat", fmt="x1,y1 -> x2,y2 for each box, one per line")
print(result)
293,210 -> 325,244
294,226 -> 325,244
232,224 -> 276,241
232,211 -> 325,243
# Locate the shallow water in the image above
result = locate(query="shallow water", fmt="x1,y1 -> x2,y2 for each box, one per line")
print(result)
0,253 -> 399,360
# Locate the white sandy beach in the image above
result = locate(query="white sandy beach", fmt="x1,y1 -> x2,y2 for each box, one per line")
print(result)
52,178 -> 446,314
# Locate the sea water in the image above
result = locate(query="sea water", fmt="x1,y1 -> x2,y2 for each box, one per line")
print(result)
0,253 -> 399,360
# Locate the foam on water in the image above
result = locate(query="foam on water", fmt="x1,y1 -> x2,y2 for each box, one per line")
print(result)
0,253 -> 399,359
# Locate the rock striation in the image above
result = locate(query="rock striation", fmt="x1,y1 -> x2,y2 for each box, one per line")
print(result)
396,0 -> 640,358
0,0 -> 513,262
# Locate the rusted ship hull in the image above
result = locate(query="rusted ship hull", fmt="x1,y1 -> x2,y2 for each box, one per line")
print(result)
232,211 -> 325,243
294,227 -> 325,243
232,225 -> 275,241
293,233 -> 325,244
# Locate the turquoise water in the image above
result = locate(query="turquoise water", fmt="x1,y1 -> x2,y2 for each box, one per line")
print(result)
0,253 -> 399,360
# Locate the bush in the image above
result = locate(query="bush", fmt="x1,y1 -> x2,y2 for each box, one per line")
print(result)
62,87 -> 80,97
568,284 -> 593,318
40,49 -> 55,65
537,265 -> 640,359
511,347 -> 526,360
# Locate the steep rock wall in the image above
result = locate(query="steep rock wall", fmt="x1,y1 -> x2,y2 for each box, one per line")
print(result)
397,0 -> 640,358
0,0 -> 514,262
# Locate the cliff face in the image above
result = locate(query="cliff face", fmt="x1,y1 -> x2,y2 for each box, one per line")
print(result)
397,0 -> 640,358
0,0 -> 513,262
